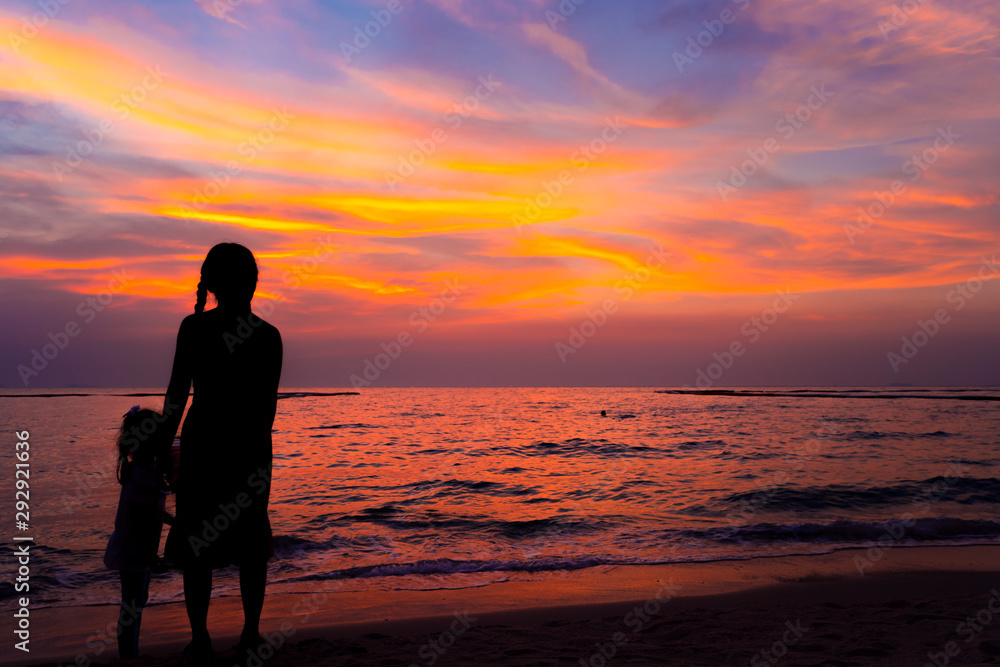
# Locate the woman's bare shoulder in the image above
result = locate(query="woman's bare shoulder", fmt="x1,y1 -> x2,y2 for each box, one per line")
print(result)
249,313 -> 282,341
177,311 -> 203,335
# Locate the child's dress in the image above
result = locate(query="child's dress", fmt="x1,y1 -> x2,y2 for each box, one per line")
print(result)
104,461 -> 166,570
103,460 -> 165,659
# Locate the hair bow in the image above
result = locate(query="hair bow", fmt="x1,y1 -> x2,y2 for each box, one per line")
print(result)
123,404 -> 140,418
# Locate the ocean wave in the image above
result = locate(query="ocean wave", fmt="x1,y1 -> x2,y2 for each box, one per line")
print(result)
674,517 -> 1000,544
715,476 -> 1000,511
272,516 -> 1000,582
9,516 -> 1000,607
274,516 -> 611,553
838,429 -> 954,440
279,555 -> 620,581
675,439 -> 727,451
520,439 -> 659,458
655,389 -> 1000,401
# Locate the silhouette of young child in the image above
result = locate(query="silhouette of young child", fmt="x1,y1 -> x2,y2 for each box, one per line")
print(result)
103,405 -> 171,659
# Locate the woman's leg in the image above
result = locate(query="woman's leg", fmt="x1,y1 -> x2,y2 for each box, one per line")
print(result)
239,558 -> 267,643
183,565 -> 213,647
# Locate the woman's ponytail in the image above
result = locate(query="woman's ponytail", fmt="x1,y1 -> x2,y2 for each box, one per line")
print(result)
194,280 -> 207,314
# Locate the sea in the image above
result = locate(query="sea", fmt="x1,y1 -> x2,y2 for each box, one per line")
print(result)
1,386 -> 999,611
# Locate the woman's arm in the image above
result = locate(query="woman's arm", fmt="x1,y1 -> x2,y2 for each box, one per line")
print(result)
161,315 -> 195,474
264,329 -> 283,431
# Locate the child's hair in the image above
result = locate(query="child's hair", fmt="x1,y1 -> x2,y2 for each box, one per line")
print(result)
116,405 -> 167,485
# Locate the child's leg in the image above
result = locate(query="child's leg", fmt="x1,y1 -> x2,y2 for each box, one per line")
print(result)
117,569 -> 150,659
134,569 -> 150,649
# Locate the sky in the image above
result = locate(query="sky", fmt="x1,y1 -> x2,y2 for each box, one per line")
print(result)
0,0 -> 997,388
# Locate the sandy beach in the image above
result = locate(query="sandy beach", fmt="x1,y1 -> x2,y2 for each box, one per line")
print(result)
7,545 -> 1000,666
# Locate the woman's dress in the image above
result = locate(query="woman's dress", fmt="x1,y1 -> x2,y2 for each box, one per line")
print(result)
165,308 -> 282,569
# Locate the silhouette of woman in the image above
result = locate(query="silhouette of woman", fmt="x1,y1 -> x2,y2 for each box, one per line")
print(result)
162,243 -> 282,664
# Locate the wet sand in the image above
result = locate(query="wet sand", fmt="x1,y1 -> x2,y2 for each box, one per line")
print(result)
9,545 -> 1000,666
